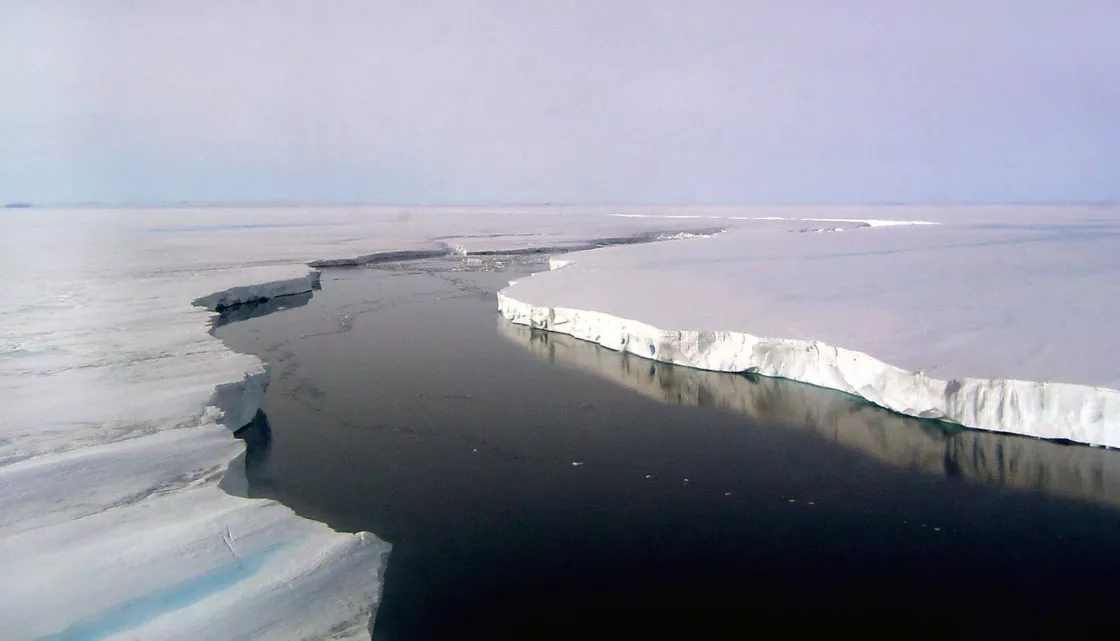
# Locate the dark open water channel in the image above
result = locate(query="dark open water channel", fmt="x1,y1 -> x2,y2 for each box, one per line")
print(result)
215,257 -> 1120,640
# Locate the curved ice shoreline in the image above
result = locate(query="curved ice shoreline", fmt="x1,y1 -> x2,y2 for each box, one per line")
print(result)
498,259 -> 1120,449
194,272 -> 393,638
2,267 -> 390,640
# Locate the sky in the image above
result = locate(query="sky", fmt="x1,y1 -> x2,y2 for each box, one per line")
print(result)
1,0 -> 1118,205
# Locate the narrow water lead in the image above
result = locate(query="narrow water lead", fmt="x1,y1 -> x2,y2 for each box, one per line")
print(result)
215,257 -> 1120,640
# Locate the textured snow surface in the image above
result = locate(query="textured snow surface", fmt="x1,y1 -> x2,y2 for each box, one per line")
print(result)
0,206 -> 735,640
500,206 -> 1120,447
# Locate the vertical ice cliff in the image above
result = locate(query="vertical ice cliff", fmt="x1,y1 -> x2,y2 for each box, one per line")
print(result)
499,294 -> 1120,447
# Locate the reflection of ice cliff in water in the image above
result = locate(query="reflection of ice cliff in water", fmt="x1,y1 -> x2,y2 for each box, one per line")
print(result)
499,320 -> 1120,509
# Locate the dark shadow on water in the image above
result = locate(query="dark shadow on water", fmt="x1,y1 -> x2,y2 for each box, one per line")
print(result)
234,409 -> 272,471
210,291 -> 314,329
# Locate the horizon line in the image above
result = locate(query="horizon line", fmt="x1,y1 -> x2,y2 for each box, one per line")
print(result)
6,200 -> 1118,210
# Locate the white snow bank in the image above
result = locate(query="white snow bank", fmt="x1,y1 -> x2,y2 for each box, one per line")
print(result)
0,424 -> 389,640
500,206 -> 1120,448
0,260 -> 391,640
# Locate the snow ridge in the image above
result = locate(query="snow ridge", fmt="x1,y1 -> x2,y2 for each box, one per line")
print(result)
498,263 -> 1120,449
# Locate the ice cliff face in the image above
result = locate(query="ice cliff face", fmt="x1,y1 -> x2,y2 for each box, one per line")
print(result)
192,271 -> 323,311
498,295 -> 1120,447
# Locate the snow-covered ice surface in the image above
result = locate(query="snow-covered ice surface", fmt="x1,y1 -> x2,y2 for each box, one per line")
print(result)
500,206 -> 1120,448
0,206 -> 732,640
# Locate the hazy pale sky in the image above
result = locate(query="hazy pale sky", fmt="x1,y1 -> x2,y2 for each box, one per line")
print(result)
2,0 -> 1118,205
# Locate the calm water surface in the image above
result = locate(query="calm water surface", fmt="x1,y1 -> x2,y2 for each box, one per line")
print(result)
215,257 -> 1120,640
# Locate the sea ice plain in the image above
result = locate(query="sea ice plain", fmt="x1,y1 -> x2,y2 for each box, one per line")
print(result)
1,205 -> 1117,639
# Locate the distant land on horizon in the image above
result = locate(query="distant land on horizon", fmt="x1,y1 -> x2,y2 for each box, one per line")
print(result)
2,200 -> 1117,210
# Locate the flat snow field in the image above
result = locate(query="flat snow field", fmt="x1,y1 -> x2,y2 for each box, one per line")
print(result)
2,205 -> 1117,639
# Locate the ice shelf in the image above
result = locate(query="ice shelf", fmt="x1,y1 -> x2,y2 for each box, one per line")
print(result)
499,206 -> 1120,448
